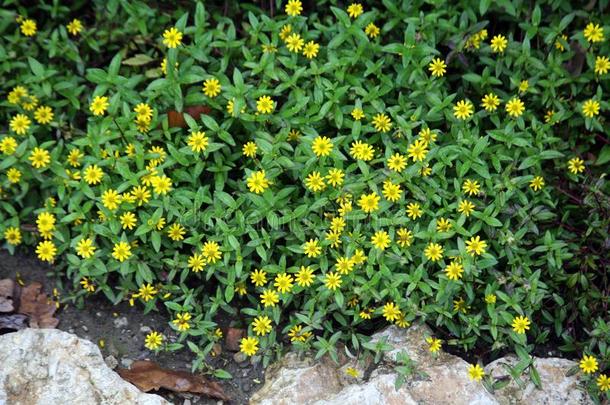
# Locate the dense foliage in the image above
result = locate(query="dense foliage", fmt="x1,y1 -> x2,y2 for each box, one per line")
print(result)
1,0 -> 609,399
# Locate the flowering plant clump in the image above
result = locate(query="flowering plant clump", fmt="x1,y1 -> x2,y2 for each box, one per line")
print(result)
1,0 -> 609,398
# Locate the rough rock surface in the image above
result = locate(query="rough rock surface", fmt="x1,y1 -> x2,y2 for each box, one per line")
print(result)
486,355 -> 592,404
251,324 -> 592,405
0,328 -> 169,405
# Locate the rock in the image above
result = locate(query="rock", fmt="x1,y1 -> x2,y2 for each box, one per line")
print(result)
121,358 -> 134,368
113,316 -> 128,329
485,355 -> 593,404
250,352 -> 343,405
140,325 -> 152,334
105,355 -> 119,369
0,329 -> 169,405
81,325 -> 88,332
233,351 -> 248,364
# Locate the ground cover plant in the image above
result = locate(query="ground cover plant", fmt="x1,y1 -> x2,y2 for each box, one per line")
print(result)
1,0 -> 609,400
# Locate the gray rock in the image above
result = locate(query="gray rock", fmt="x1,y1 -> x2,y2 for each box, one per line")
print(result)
113,316 -> 128,328
485,355 -> 592,404
104,355 -> 119,369
121,357 -> 134,368
140,325 -> 152,334
0,329 -> 169,405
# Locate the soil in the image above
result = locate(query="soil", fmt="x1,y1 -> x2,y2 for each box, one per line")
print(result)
0,248 -> 263,405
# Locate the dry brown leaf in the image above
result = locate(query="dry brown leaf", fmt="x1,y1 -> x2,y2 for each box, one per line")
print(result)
167,105 -> 211,128
17,282 -> 59,328
0,279 -> 15,312
117,360 -> 229,400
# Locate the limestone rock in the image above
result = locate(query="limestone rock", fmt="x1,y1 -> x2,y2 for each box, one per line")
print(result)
485,355 -> 593,404
249,352 -> 343,405
0,328 -> 169,405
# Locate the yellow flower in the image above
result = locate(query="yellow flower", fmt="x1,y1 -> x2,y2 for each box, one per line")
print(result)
243,142 -> 257,158
453,100 -> 474,120
202,78 -> 221,98
406,202 -> 423,219
426,337 -> 442,353
372,113 -> 392,132
594,56 -> 610,75
359,308 -> 373,319
90,96 -> 109,116
260,289 -> 279,307
335,257 -> 353,275
597,374 -> 610,392
365,23 -> 380,38
286,33 -> 304,52
252,316 -> 272,336
187,131 -> 209,153
67,149 -> 83,167
445,261 -> 463,280
188,253 -> 206,272
37,212 -> 55,233
250,269 -> 268,287
29,147 -> 51,169
458,200 -> 475,216
67,18 -> 83,35
505,97 -> 525,118
529,176 -> 544,191
172,312 -> 191,331
303,239 -> 322,258
279,24 -> 292,41
579,355 -> 598,374
76,238 -> 96,259
382,302 -> 400,322
511,315 -> 531,334
485,294 -> 497,304
358,192 -> 380,213
481,93 -> 500,112
131,186 -> 150,206
34,106 -> 53,124
305,171 -> 326,192
246,170 -> 270,194
285,0 -> 302,16
345,367 -> 359,378
239,336 -> 258,356
10,114 -> 31,135
371,230 -> 391,250
83,165 -> 104,185
567,157 -> 585,174
303,41 -> 319,58
326,169 -> 344,187
462,179 -> 480,196
167,223 -> 186,241
350,140 -> 374,161
36,240 -> 56,263
347,3 -> 363,18
80,277 -> 95,292
519,80 -> 529,93
0,137 -> 18,155
490,35 -> 508,53
466,235 -> 487,256
145,331 -> 163,350
152,175 -> 172,195
396,228 -> 413,248
555,34 -> 568,51
424,242 -> 444,262
382,180 -> 401,202
468,364 -> 485,381
387,153 -> 407,172
138,283 -> 157,302
582,99 -> 600,118
428,58 -> 447,77
274,273 -> 294,294
583,23 -> 604,43
351,108 -> 364,120
202,241 -> 222,263
407,139 -> 428,162
20,19 -> 37,36
296,266 -> 315,287
257,95 -> 274,114
312,136 -> 333,157
325,272 -> 342,290
436,218 -> 452,232
7,86 -> 27,104
112,241 -> 132,262
7,168 -> 21,184
4,227 -> 22,246
162,27 -> 183,48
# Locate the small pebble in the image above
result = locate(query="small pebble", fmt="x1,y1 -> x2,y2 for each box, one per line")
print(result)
113,316 -> 128,328
81,325 -> 88,332
120,358 -> 133,368
183,400 -> 191,405
140,325 -> 152,334
96,312 -> 102,317
233,352 -> 248,364
104,355 -> 118,369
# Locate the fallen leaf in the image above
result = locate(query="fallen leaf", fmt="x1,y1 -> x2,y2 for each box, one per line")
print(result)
122,54 -> 154,66
0,279 -> 15,312
167,105 -> 211,128
0,314 -> 28,331
117,360 -> 229,400
17,282 -> 59,328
